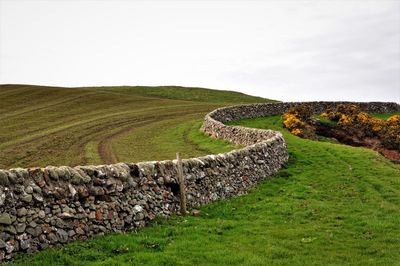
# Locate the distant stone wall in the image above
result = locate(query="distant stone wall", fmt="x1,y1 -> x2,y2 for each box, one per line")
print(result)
1,101 -> 398,261
202,101 -> 400,145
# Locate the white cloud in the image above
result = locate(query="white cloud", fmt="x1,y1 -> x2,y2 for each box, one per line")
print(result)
0,0 -> 399,102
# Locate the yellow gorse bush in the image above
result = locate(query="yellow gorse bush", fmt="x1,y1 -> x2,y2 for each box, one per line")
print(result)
338,114 -> 352,126
291,128 -> 302,136
387,115 -> 400,124
282,104 -> 316,139
283,113 -> 304,129
323,104 -> 400,150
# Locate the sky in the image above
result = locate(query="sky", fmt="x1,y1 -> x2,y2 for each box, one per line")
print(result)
0,0 -> 399,102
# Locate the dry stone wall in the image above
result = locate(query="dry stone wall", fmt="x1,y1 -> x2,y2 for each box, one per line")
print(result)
0,109 -> 289,262
0,101 -> 398,261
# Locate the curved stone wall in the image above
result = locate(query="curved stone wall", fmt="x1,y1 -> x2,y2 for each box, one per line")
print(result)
0,101 -> 398,261
0,110 -> 289,261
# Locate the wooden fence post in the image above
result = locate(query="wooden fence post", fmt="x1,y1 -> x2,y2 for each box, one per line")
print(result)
176,152 -> 187,215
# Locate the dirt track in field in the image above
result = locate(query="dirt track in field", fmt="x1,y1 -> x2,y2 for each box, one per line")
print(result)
0,85 -> 268,168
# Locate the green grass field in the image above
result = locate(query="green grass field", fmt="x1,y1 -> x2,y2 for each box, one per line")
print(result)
0,85 -> 267,168
8,94 -> 400,265
370,112 -> 400,119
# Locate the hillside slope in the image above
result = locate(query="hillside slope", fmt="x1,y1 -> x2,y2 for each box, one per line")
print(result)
0,84 -> 270,168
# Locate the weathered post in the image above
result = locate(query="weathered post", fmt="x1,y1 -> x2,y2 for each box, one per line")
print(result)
176,152 -> 187,215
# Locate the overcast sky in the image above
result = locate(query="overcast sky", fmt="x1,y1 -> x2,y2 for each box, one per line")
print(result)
0,0 -> 399,102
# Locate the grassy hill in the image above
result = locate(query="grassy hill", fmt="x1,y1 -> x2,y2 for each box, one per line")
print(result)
11,114 -> 400,266
0,84 -> 269,169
